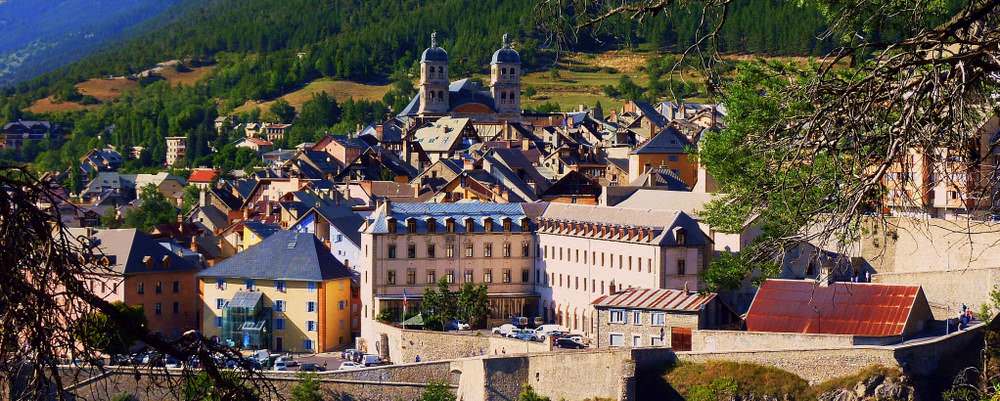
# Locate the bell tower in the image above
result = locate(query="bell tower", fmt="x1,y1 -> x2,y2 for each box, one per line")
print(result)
490,33 -> 521,116
418,31 -> 449,116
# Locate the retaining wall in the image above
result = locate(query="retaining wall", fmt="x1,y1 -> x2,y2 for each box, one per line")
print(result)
369,321 -> 551,363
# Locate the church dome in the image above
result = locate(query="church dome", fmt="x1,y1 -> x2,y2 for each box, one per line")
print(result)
491,33 -> 520,64
421,31 -> 448,62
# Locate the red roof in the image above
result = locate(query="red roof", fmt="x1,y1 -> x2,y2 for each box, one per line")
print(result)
745,279 -> 922,337
188,169 -> 219,183
592,287 -> 716,313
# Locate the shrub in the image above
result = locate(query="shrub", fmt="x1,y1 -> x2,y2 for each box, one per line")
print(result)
666,361 -> 811,401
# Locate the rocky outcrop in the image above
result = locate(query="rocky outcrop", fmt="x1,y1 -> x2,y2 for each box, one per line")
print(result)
818,374 -> 915,401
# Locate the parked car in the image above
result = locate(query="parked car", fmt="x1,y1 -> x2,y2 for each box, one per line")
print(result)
274,355 -> 297,368
533,324 -> 569,341
555,338 -> 587,349
339,361 -> 363,370
491,323 -> 517,337
273,361 -> 289,371
513,329 -> 539,342
299,363 -> 326,372
164,356 -> 183,369
510,316 -> 529,328
342,348 -> 359,360
446,320 -> 471,331
362,354 -> 383,367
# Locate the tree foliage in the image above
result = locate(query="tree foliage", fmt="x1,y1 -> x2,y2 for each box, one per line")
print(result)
77,301 -> 147,355
290,373 -> 323,401
420,381 -> 457,401
123,184 -> 178,231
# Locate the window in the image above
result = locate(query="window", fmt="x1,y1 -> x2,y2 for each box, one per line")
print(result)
632,311 -> 642,325
610,309 -> 626,324
503,219 -> 511,232
522,269 -> 530,283
484,218 -> 494,232
215,317 -> 223,328
484,243 -> 493,257
173,302 -> 179,314
650,337 -> 664,346
155,281 -> 162,294
387,218 -> 397,233
676,229 -> 687,245
464,270 -> 474,283
427,244 -> 436,258
632,335 -> 642,347
407,220 -> 417,234
446,244 -> 455,258
407,244 -> 416,258
172,281 -> 180,293
522,242 -> 530,257
275,300 -> 285,312
446,270 -> 455,283
446,219 -> 455,233
651,312 -> 666,326
303,339 -> 313,350
427,270 -> 437,284
274,318 -> 285,330
137,282 -> 144,294
407,269 -> 416,285
307,302 -> 316,312
678,260 -> 687,276
387,270 -> 396,285
484,269 -> 493,283
338,300 -> 346,310
503,242 -> 511,258
276,280 -> 286,292
307,282 -> 316,293
245,279 -> 254,290
215,278 -> 225,290
388,244 -> 397,259
502,269 -> 511,283
609,333 -> 624,347
216,298 -> 225,309
628,256 -> 632,271
465,243 -> 474,257
154,303 -> 162,315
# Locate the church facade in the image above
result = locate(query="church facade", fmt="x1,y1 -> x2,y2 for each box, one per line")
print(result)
398,32 -> 523,123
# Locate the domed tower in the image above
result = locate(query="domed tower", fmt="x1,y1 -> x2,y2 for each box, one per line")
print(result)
419,31 -> 449,116
490,33 -> 521,116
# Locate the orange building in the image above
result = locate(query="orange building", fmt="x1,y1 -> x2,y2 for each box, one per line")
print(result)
627,127 -> 697,188
91,229 -> 203,338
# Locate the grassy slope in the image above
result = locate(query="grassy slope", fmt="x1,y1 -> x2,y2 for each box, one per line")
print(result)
232,78 -> 392,115
25,65 -> 214,114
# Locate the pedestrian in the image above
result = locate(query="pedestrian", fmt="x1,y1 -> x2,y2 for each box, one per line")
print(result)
415,355 -> 421,363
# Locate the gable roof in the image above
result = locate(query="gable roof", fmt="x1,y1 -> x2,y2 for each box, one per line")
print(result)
592,287 -> 717,313
189,169 -> 219,183
541,170 -> 600,198
414,117 -> 472,152
197,230 -> 352,282
632,126 -> 691,154
93,229 -> 201,274
745,279 -> 925,337
628,167 -> 690,190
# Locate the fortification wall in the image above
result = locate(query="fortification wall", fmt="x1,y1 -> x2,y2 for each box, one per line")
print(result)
368,321 -> 551,363
874,268 -> 1000,319
691,330 -> 856,352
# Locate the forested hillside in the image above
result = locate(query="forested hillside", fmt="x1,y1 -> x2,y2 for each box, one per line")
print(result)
0,0 -> 846,175
0,0 -> 180,85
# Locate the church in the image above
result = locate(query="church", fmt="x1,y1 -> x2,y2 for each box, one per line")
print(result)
398,32 -> 524,123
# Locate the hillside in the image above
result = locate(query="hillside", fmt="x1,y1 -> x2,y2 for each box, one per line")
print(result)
0,0 -> 181,85
0,0 -> 845,172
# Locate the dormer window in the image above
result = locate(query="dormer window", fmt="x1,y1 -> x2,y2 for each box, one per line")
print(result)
143,256 -> 153,269
407,219 -> 417,234
675,228 -> 687,246
446,218 -> 456,233
465,218 -> 475,233
386,217 -> 397,234
426,218 -> 437,233
483,218 -> 494,232
521,217 -> 531,230
502,218 -> 511,232
161,255 -> 170,269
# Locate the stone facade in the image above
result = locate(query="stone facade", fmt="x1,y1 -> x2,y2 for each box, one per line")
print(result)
690,330 -> 856,352
363,321 -> 550,363
593,307 -> 699,348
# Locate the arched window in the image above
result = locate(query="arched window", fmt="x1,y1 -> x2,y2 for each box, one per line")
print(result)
501,67 -> 507,75
438,90 -> 445,101
429,90 -> 435,100
500,92 -> 507,101
511,67 -> 517,76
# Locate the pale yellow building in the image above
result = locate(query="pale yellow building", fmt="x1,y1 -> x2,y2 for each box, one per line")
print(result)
198,230 -> 353,353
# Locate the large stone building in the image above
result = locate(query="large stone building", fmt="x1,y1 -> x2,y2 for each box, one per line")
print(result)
398,32 -> 523,123
359,201 -> 537,351
533,203 -> 711,337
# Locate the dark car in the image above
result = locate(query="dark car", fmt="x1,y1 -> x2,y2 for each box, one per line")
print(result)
555,338 -> 586,349
299,363 -> 326,372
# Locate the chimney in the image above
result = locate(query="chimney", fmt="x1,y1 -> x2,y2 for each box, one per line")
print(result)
199,188 -> 207,207
375,124 -> 384,141
463,157 -> 476,171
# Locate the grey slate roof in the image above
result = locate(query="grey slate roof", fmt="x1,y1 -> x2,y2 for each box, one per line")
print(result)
628,167 -> 690,190
365,202 -> 530,234
398,79 -> 497,118
491,47 -> 520,64
633,101 -> 668,128
539,203 -> 708,246
93,229 -> 201,275
197,230 -> 352,282
632,126 -> 691,154
244,221 -> 279,239
421,46 -> 448,62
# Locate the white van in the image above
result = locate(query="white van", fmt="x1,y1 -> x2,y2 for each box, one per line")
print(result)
362,354 -> 383,367
533,324 -> 569,341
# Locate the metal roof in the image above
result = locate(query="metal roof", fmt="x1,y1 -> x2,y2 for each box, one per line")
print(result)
592,287 -> 716,313
745,279 -> 923,338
